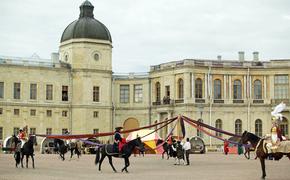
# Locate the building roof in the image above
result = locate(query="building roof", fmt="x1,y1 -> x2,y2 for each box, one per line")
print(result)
60,0 -> 112,43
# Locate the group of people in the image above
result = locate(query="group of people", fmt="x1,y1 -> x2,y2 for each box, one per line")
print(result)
168,137 -> 191,165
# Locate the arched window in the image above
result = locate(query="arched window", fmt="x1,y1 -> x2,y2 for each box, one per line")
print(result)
215,119 -> 222,137
195,78 -> 203,98
178,78 -> 184,99
197,119 -> 203,138
254,80 -> 262,99
255,119 -> 262,137
155,82 -> 160,102
235,119 -> 242,135
214,79 -> 222,99
233,80 -> 242,99
280,118 -> 289,136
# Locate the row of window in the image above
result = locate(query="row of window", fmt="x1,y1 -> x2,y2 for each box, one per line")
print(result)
196,118 -> 289,138
0,82 -> 69,101
120,84 -> 143,103
0,108 -> 68,117
155,75 -> 289,102
0,82 -> 101,103
0,127 -> 100,140
0,108 -> 99,118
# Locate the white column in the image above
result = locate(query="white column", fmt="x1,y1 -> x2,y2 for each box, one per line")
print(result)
223,75 -> 227,99
184,72 -> 191,102
192,73 -> 195,99
269,76 -> 274,99
229,75 -> 232,99
204,74 -> 208,98
244,76 -> 247,99
264,76 -> 267,99
249,76 -> 252,99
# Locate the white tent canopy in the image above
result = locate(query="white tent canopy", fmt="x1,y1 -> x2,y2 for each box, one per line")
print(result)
126,129 -> 161,141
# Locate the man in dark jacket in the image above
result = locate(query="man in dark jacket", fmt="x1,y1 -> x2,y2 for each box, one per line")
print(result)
114,127 -> 123,153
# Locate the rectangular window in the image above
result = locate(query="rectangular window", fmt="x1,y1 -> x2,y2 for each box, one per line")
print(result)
93,86 -> 100,102
93,129 -> 99,139
134,84 -> 143,103
30,83 -> 37,100
120,85 -> 130,103
46,128 -> 52,135
93,111 -> 99,118
14,109 -> 20,116
165,85 -> 170,97
46,110 -> 52,117
46,84 -> 53,100
0,108 -> 2,115
14,83 -> 21,99
274,75 -> 289,99
30,109 -> 36,116
62,128 -> 68,135
30,128 -> 36,135
0,82 -> 4,98
62,110 -> 68,117
0,127 -> 3,140
62,86 -> 68,101
13,127 -> 19,135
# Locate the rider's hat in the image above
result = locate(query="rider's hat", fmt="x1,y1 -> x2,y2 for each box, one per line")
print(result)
115,127 -> 123,131
19,128 -> 23,131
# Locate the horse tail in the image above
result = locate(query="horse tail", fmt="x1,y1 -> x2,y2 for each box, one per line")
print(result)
95,146 -> 101,165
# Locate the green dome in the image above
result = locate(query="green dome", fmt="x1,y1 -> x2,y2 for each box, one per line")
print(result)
61,0 -> 112,43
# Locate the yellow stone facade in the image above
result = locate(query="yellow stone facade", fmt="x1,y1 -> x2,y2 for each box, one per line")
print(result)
0,1 -> 290,149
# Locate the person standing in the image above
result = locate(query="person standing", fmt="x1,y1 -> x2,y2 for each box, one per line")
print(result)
176,140 -> 185,165
224,139 -> 229,155
183,138 -> 191,165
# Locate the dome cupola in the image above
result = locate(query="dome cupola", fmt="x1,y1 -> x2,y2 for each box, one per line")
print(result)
60,0 -> 112,43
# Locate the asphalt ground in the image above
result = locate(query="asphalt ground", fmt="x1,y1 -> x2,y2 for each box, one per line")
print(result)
0,152 -> 289,180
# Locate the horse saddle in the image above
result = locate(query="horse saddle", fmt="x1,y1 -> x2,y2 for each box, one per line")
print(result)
105,144 -> 124,156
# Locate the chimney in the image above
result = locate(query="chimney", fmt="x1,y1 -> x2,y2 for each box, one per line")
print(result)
51,53 -> 59,64
238,51 -> 245,61
253,51 -> 259,61
217,55 -> 222,61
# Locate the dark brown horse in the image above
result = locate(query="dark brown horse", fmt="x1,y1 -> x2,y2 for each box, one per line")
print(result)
95,137 -> 144,173
239,131 -> 290,179
12,135 -> 37,168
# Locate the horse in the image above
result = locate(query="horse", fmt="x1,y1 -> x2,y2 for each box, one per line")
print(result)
53,139 -> 82,160
156,139 -> 172,159
95,137 -> 145,173
12,135 -> 37,168
53,138 -> 68,161
244,145 -> 256,160
239,131 -> 290,179
68,140 -> 82,159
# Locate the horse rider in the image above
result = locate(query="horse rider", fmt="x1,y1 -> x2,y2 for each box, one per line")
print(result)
270,118 -> 283,149
114,127 -> 123,153
64,130 -> 71,146
17,126 -> 28,149
269,102 -> 286,150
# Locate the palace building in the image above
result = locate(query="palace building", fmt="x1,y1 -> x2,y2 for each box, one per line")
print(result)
0,1 -> 289,148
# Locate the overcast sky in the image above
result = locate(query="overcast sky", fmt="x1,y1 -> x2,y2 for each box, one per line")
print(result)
1,0 -> 290,73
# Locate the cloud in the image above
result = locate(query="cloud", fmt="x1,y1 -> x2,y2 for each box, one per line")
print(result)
0,0 -> 290,72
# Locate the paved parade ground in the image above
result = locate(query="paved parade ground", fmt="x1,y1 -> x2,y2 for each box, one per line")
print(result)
0,152 -> 289,180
